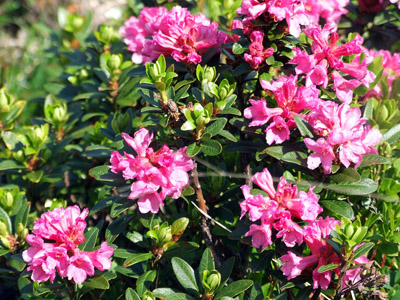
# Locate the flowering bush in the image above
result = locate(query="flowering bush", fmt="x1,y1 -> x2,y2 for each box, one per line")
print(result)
1,0 -> 400,299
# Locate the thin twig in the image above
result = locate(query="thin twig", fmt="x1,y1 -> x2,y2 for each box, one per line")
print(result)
192,162 -> 221,267
64,171 -> 77,203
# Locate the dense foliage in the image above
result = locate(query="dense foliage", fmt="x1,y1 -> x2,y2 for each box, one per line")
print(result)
1,0 -> 400,299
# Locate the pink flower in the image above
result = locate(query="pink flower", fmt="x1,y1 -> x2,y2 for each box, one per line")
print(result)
32,205 -> 88,249
305,101 -> 382,173
236,0 -> 310,37
244,100 -> 283,127
274,218 -> 304,247
119,7 -> 168,63
304,138 -> 336,174
121,6 -> 230,64
241,168 -> 322,249
245,75 -> 320,145
67,252 -> 95,285
306,60 -> 328,88
331,71 -> 362,104
244,31 -> 274,69
280,217 -> 342,290
110,128 -> 194,213
265,116 -> 290,145
236,0 -> 268,20
245,220 -> 274,250
304,0 -> 349,24
281,251 -> 319,279
23,206 -> 114,284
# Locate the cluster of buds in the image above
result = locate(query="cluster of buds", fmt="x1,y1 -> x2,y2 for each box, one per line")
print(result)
146,218 -> 189,259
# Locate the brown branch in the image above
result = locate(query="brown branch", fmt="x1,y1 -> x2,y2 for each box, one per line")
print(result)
64,171 -> 77,203
192,162 -> 221,267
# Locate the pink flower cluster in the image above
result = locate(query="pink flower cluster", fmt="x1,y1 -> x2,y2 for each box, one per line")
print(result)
110,128 -> 194,214
304,0 -> 349,25
304,101 -> 382,174
23,206 -> 113,284
281,217 -> 369,289
236,0 -> 310,37
364,49 -> 400,99
119,6 -> 230,64
244,30 -> 274,69
290,24 -> 375,104
240,168 -> 322,249
244,75 -> 320,144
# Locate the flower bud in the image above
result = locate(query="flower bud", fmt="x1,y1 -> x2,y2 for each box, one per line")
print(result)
171,218 -> 189,237
142,292 -> 155,300
69,15 -> 85,32
0,191 -> 13,209
79,69 -> 89,80
0,221 -> 8,237
29,124 -> 49,149
202,66 -> 217,84
202,270 -> 221,294
98,25 -> 118,44
20,228 -> 29,240
0,237 -> 11,249
16,223 -> 24,237
108,54 -> 123,71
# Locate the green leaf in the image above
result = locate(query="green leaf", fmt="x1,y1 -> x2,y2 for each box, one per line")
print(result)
181,121 -> 196,131
214,280 -> 253,299
171,257 -> 199,294
293,116 -> 314,138
203,118 -> 227,137
317,264 -> 339,273
187,143 -> 201,157
249,282 -> 264,300
232,42 -> 247,55
89,165 -> 109,179
82,275 -> 110,290
353,242 -> 375,260
325,238 -> 343,258
360,154 -> 391,167
392,232 -> 400,243
200,140 -> 222,156
363,99 -> 374,119
218,130 -> 237,142
13,197 -> 30,230
0,160 -> 24,171
265,145 -> 307,167
321,200 -> 354,219
26,170 -> 44,183
0,207 -> 12,234
220,107 -> 241,116
164,293 -> 196,300
216,257 -> 235,293
80,224 -> 101,251
126,288 -> 141,300
123,252 -> 153,268
330,168 -> 361,183
174,85 -> 190,102
137,270 -> 157,296
193,103 -> 204,118
0,249 -> 10,257
327,178 -> 378,195
199,248 -> 215,281
153,288 -> 178,298
382,124 -> 400,143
